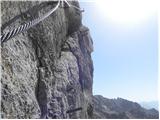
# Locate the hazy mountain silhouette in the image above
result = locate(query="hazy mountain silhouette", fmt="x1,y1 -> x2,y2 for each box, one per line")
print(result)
140,101 -> 159,110
93,95 -> 159,119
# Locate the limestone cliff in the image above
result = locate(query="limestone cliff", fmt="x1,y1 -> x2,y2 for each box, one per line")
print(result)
1,1 -> 93,119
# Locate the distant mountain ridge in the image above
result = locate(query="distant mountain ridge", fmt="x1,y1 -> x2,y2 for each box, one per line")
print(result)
93,95 -> 159,119
139,101 -> 159,111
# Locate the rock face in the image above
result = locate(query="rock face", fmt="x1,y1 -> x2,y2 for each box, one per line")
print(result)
93,95 -> 159,119
1,1 -> 93,119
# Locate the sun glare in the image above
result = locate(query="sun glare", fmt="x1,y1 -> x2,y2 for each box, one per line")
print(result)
95,0 -> 158,25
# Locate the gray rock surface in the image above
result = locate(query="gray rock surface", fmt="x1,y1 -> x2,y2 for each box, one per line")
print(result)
1,1 -> 93,119
93,95 -> 159,119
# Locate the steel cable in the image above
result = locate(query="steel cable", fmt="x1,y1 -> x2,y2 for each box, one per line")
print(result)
0,0 -> 83,44
0,0 -> 60,43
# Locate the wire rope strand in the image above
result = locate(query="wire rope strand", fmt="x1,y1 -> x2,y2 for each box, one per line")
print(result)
0,0 -> 83,44
0,0 -> 60,43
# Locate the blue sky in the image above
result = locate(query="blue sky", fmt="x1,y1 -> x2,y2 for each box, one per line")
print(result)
79,1 -> 158,102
